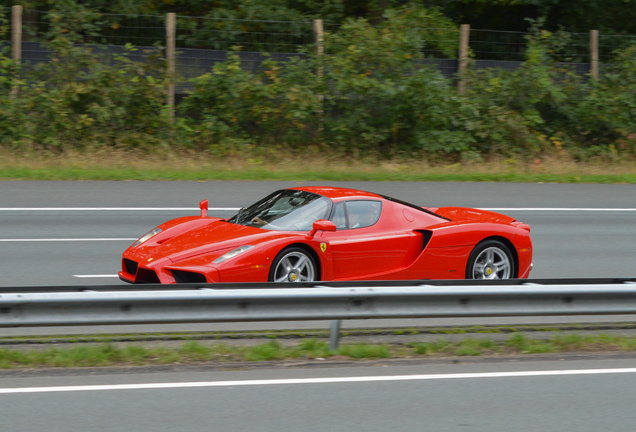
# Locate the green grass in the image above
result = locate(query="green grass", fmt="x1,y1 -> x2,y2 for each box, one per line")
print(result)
1,333 -> 635,369
3,166 -> 636,183
2,151 -> 636,183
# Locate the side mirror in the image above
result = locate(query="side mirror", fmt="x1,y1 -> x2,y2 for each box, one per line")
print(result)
199,199 -> 208,217
308,219 -> 337,237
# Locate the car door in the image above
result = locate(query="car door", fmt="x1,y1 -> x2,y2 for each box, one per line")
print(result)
320,200 -> 415,280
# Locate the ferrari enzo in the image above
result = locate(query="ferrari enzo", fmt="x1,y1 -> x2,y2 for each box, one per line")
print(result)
119,187 -> 532,284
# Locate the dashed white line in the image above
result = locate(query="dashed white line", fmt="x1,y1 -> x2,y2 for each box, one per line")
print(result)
0,207 -> 238,211
481,208 -> 636,211
1,207 -> 635,212
0,238 -> 136,242
73,274 -> 120,278
1,368 -> 635,394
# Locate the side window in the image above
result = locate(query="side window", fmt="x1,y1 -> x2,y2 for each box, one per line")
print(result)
346,201 -> 381,229
331,200 -> 382,230
332,202 -> 348,229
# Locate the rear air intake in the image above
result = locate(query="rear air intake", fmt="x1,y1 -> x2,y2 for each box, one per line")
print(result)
415,230 -> 433,252
171,270 -> 207,284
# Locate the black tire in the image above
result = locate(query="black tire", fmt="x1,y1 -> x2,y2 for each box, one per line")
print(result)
465,239 -> 515,280
268,247 -> 318,282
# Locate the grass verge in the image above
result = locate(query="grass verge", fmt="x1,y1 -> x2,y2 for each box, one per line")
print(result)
2,333 -> 636,369
3,323 -> 633,346
2,151 -> 636,183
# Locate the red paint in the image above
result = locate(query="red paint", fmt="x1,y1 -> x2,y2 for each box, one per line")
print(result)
119,187 -> 533,284
199,199 -> 208,217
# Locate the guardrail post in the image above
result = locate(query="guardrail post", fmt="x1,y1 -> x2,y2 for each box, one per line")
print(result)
11,5 -> 22,97
329,319 -> 341,350
457,24 -> 470,95
590,29 -> 599,80
166,12 -> 176,120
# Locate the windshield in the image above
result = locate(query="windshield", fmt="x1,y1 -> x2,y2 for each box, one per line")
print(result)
228,190 -> 332,231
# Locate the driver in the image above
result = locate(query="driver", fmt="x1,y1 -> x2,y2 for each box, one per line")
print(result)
251,216 -> 268,226
349,203 -> 379,228
251,198 -> 329,230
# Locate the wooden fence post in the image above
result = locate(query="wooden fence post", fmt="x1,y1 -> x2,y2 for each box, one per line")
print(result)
590,29 -> 599,80
11,5 -> 22,96
166,13 -> 176,119
314,19 -> 324,133
314,19 -> 324,61
457,24 -> 470,95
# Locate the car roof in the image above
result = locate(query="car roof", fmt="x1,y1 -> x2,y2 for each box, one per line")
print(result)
290,186 -> 451,221
289,186 -> 384,200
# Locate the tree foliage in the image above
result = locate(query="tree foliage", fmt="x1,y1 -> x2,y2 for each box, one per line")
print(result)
2,3 -> 636,161
5,0 -> 636,34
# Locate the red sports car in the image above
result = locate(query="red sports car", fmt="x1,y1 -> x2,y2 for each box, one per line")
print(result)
119,187 -> 532,284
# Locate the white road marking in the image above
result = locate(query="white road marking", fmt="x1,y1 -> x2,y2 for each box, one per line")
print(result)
0,207 -> 238,211
1,368 -> 635,394
0,238 -> 136,242
73,275 -> 120,278
481,208 -> 636,211
1,207 -> 635,212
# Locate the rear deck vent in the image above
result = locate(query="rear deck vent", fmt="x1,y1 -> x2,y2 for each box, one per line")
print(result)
172,270 -> 207,284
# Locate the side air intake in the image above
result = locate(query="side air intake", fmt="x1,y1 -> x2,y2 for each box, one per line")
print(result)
136,268 -> 160,283
415,230 -> 433,252
172,270 -> 208,284
123,259 -> 138,276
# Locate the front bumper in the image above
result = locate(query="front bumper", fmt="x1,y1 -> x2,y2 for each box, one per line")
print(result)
120,257 -> 220,284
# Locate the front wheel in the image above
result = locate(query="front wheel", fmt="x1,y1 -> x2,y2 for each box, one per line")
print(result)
269,247 -> 318,282
466,240 -> 515,280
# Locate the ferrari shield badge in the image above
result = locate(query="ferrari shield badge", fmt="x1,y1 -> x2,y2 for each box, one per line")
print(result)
320,243 -> 327,253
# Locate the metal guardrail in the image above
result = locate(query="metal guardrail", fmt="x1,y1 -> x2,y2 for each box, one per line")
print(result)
2,278 -> 635,294
2,279 -> 636,348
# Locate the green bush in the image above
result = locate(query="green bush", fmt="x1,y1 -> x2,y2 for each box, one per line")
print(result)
318,5 -> 460,155
3,5 -> 636,161
0,46 -> 178,150
180,52 -> 320,154
0,8 -> 178,151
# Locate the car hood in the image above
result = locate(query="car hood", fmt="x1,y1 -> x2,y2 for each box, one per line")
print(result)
139,220 -> 294,263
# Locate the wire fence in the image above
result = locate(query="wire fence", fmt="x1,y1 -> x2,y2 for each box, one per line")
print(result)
21,9 -> 166,46
420,27 -> 459,77
0,6 -> 9,46
174,15 -> 312,87
176,15 -> 313,52
599,33 -> 636,61
466,28 -> 630,76
6,7 -> 636,89
86,13 -> 166,47
21,9 -> 52,66
470,29 -> 528,62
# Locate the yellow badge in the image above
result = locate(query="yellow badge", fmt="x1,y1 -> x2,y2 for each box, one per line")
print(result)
147,257 -> 154,262
320,243 -> 327,253
291,274 -> 297,281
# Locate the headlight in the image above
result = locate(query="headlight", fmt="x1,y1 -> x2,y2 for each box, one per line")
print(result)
213,245 -> 254,264
132,228 -> 162,248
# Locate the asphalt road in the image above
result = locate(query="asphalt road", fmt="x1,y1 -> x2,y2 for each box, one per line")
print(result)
2,357 -> 636,432
2,181 -> 636,429
1,180 -> 635,334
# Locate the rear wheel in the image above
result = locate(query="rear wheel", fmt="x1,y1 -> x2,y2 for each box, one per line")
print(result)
466,240 -> 514,280
269,247 -> 317,282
